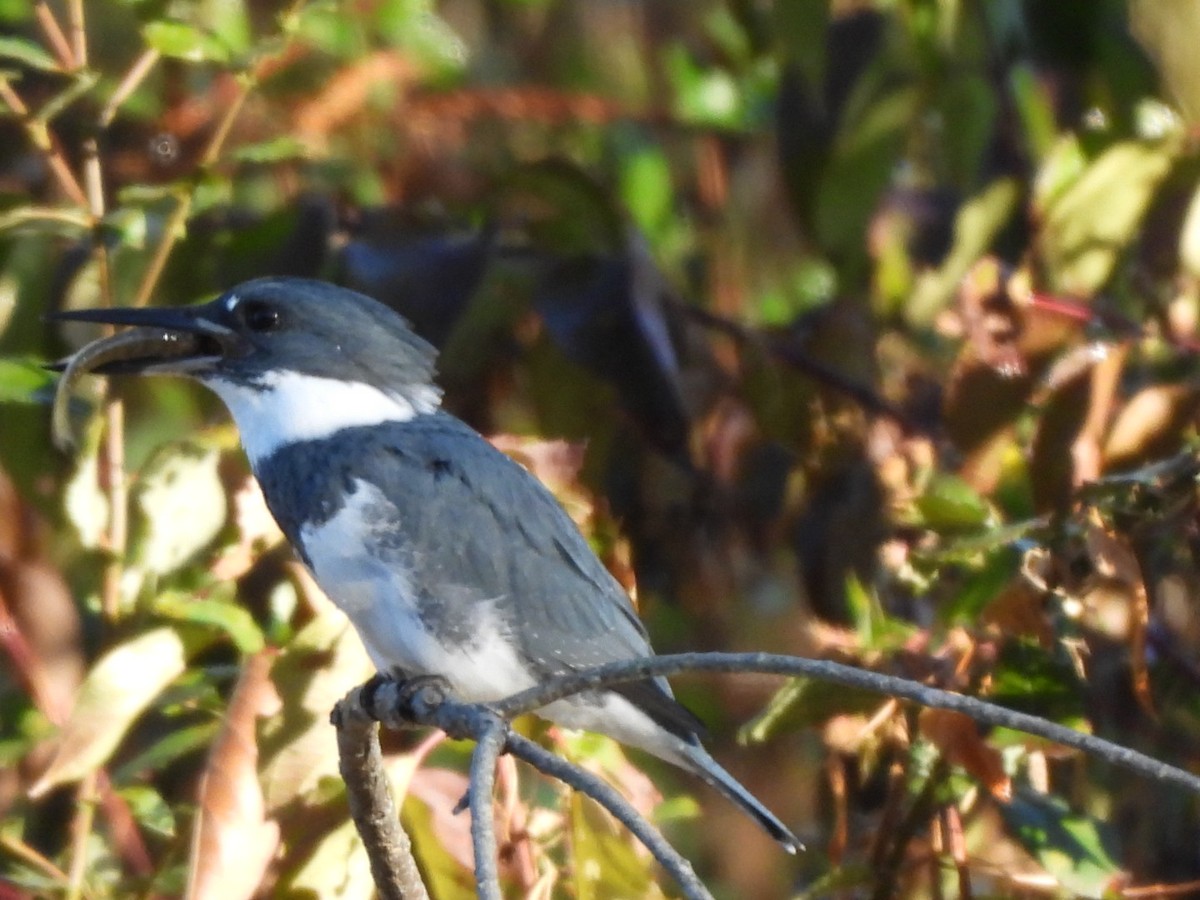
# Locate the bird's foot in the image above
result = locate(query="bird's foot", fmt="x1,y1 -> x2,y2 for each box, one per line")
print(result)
393,673 -> 452,722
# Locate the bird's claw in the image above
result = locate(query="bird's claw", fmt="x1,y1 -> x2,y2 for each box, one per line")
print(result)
394,674 -> 452,721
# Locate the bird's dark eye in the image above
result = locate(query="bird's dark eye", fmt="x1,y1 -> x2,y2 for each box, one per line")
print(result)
241,300 -> 280,332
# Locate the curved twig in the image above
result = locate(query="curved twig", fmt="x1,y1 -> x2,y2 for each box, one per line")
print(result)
468,717 -> 506,900
493,652 -> 1200,795
505,733 -> 713,900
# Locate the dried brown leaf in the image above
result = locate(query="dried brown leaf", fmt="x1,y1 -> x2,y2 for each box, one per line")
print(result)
919,708 -> 1011,801
1103,383 -> 1200,472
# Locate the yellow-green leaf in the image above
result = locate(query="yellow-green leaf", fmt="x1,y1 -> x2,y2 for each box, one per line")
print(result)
31,628 -> 189,795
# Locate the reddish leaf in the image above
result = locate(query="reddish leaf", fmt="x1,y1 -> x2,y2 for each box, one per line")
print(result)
185,649 -> 282,900
919,708 -> 1011,801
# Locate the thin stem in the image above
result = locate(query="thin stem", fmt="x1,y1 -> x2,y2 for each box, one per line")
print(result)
99,397 -> 125,621
99,50 -> 161,129
0,834 -> 71,887
468,719 -> 506,900
0,79 -> 89,207
65,772 -> 98,900
129,0 -> 309,307
493,652 -> 1200,796
34,1 -> 74,70
67,0 -> 86,69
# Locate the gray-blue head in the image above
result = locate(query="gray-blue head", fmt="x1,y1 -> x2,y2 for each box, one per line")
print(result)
55,277 -> 443,464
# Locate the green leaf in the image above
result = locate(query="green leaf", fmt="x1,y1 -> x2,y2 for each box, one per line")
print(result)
907,178 -> 1022,324
0,35 -> 60,72
569,792 -> 669,900
118,785 -> 177,838
156,591 -> 265,654
130,443 -> 227,577
112,720 -> 222,783
742,677 -> 882,744
30,628 -> 191,795
32,70 -> 98,124
846,573 -> 915,648
619,146 -> 674,241
1000,790 -> 1122,898
936,545 -> 1021,624
282,817 -> 373,898
910,473 -> 993,534
0,357 -> 53,404
231,135 -> 310,164
142,20 -> 230,64
258,612 -> 373,811
1040,138 -> 1180,295
988,640 -> 1089,735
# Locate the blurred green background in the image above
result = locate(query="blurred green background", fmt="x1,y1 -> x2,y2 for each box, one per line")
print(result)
5,0 -> 1200,897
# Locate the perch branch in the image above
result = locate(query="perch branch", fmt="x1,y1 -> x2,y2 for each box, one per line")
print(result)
331,693 -> 429,900
494,652 -> 1200,795
467,718 -> 506,900
505,732 -> 712,900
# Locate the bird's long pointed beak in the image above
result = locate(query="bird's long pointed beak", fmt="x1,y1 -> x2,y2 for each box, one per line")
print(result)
48,303 -> 243,375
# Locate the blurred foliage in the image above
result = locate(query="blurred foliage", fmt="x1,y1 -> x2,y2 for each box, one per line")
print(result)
5,0 -> 1200,897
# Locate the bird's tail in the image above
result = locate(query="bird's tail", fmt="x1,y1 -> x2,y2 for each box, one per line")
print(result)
680,743 -> 803,853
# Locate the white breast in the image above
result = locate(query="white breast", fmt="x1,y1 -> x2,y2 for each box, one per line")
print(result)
298,479 -> 536,700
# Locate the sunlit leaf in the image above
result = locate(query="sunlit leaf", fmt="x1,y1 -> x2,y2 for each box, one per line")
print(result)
31,628 -> 192,795
113,721 -> 222,783
918,709 -> 1011,800
156,590 -> 265,655
130,443 -> 226,577
282,817 -> 372,898
231,136 -> 310,164
0,35 -> 60,72
64,448 -> 110,550
569,792 -> 668,900
143,20 -> 230,64
1039,139 -> 1180,295
258,605 -> 373,811
0,357 -> 53,404
910,473 -> 993,534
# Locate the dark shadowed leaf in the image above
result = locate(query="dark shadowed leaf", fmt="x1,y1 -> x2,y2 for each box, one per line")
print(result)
999,790 -> 1124,898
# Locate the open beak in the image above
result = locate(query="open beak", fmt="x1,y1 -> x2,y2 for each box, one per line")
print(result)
49,303 -> 245,375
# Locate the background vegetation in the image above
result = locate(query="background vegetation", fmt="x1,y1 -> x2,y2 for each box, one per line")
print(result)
3,0 -> 1200,896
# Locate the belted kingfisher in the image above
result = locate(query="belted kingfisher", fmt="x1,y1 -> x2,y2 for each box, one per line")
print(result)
55,277 -> 799,852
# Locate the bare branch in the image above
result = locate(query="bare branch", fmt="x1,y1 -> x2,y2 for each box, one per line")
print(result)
492,652 -> 1200,795
331,695 -> 430,900
351,678 -> 716,900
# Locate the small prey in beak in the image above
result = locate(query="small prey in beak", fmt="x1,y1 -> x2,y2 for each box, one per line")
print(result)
49,305 -> 238,450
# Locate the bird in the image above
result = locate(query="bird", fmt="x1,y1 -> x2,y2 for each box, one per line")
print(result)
54,276 -> 800,852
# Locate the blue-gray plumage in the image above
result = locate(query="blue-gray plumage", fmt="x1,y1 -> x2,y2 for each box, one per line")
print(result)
54,276 -> 799,852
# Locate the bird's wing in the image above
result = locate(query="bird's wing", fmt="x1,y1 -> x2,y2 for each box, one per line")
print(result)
361,415 -> 703,738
